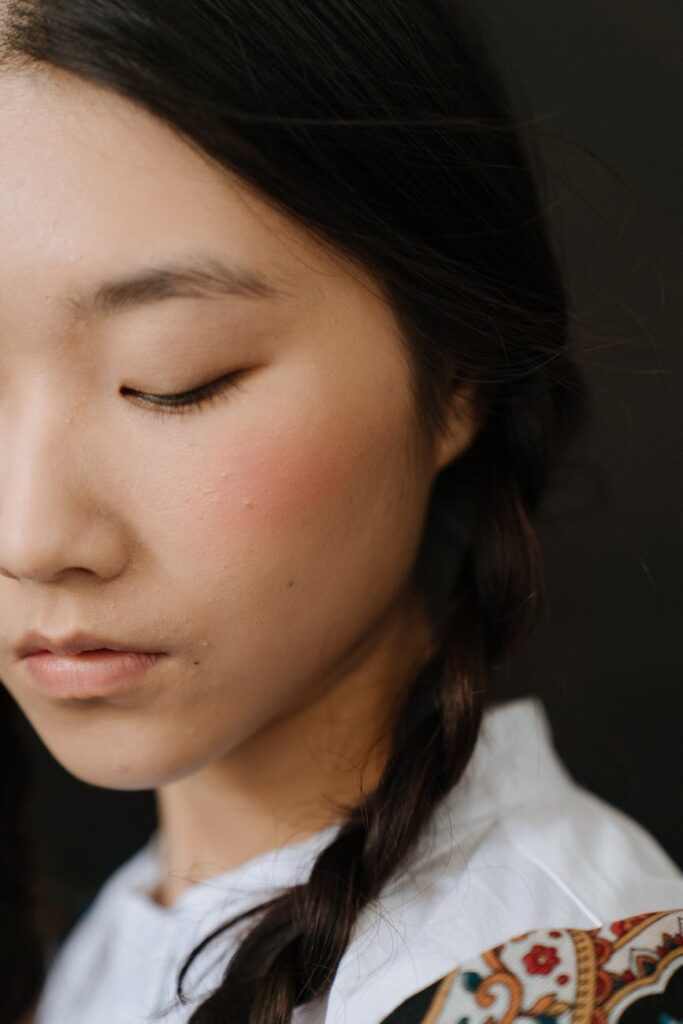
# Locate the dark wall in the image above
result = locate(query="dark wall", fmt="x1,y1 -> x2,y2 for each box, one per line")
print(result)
481,0 -> 682,866
23,0 -> 683,943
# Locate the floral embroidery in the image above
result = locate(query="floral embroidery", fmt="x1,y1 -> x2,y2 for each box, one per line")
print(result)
380,908 -> 683,1023
523,944 -> 561,976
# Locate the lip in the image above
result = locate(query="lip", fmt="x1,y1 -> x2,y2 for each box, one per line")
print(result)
22,649 -> 166,700
16,630 -> 165,659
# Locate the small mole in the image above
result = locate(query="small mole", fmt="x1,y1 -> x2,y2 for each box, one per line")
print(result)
192,660 -> 200,666
287,580 -> 294,588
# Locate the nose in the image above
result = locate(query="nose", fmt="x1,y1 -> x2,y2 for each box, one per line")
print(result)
0,395 -> 129,583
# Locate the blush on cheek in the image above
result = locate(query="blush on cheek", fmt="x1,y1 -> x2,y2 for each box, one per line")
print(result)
195,417 -> 379,540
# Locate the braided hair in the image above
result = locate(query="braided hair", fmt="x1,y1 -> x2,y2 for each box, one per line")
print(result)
1,2 -> 585,1022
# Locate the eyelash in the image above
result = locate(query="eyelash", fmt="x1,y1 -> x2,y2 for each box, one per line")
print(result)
122,371 -> 245,420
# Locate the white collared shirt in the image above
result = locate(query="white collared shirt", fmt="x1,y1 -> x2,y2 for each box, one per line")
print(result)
34,695 -> 683,1024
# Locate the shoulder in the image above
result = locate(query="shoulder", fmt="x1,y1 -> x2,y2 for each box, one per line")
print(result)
496,780 -> 683,920
404,782 -> 683,965
449,695 -> 682,920
378,906 -> 683,1023
326,733 -> 683,1023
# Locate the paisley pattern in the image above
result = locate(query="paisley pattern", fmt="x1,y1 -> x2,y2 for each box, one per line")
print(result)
379,908 -> 683,1023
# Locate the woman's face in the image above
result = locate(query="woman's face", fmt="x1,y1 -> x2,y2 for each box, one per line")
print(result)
0,67 -> 472,791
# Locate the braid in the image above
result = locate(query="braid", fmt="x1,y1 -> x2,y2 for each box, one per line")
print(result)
0,687 -> 46,1023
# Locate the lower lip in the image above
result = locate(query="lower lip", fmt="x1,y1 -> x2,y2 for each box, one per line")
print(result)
22,649 -> 165,699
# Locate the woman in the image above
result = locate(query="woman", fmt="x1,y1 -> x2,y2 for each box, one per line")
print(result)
0,2 -> 681,1022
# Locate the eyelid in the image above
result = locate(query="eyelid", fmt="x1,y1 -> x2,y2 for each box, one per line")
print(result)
121,369 -> 246,416
125,370 -> 237,404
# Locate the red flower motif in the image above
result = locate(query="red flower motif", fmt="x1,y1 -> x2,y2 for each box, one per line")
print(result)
523,944 -> 560,975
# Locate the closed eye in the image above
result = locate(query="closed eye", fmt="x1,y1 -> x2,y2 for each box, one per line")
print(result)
121,370 -> 247,419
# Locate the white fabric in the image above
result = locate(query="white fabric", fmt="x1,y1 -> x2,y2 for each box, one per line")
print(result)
34,695 -> 683,1024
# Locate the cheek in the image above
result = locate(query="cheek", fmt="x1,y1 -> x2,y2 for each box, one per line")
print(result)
175,411 -> 386,549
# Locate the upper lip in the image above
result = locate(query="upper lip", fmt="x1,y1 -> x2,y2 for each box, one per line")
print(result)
16,631 -> 164,658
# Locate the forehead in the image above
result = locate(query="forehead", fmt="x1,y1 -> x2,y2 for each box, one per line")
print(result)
0,65 -> 349,315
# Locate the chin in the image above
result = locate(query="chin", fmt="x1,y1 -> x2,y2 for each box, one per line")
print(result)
52,757 -> 161,792
65,745 -> 219,791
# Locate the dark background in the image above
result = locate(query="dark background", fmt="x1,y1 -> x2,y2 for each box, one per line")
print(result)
19,0 -> 683,943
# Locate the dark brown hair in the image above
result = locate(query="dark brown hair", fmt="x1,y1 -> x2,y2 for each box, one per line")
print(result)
0,1 -> 585,1022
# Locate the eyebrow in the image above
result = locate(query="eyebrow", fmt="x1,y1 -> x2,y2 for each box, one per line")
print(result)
68,254 -> 289,316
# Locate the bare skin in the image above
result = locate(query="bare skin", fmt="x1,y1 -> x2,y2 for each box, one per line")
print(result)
0,65 -> 478,909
